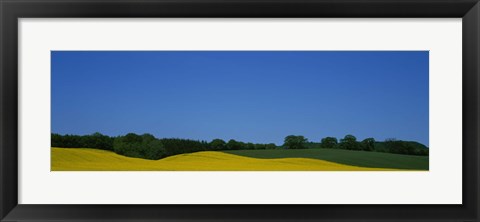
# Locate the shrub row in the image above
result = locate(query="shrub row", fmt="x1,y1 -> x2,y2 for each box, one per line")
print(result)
51,132 -> 114,151
51,133 -> 278,160
284,135 -> 428,156
52,133 -> 429,160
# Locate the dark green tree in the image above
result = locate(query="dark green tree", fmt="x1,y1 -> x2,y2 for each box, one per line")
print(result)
226,139 -> 241,150
266,143 -> 277,149
254,144 -> 267,150
384,138 -> 416,155
283,135 -> 308,149
320,137 -> 338,148
140,133 -> 165,159
210,139 -> 226,150
339,134 -> 360,150
361,138 -> 375,151
113,133 -> 165,159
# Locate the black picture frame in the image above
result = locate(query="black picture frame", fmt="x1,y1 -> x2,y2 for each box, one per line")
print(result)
1,0 -> 479,221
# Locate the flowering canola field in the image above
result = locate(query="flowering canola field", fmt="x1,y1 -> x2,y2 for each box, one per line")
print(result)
51,147 -> 397,171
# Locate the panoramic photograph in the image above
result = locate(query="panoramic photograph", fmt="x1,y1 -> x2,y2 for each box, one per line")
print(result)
51,51 -> 429,171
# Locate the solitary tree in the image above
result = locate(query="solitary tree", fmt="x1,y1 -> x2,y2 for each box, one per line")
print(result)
283,135 -> 308,149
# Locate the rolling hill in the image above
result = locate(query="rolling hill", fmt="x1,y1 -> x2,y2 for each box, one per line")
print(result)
223,148 -> 428,170
51,147 -> 406,171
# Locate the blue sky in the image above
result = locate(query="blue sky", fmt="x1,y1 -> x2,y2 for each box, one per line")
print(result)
51,51 -> 429,146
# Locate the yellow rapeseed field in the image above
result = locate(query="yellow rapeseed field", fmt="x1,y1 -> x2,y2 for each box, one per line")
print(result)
51,147 -> 396,171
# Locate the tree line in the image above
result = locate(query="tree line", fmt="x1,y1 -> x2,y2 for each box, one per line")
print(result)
51,133 -> 277,160
51,132 -> 428,160
284,135 -> 429,156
